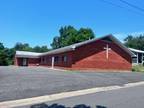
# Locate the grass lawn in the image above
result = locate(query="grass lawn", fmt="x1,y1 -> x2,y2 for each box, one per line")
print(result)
132,65 -> 144,72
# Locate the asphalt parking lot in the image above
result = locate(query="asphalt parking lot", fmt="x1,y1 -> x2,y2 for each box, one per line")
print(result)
0,66 -> 144,102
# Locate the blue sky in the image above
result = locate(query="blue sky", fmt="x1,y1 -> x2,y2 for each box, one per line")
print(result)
0,0 -> 144,48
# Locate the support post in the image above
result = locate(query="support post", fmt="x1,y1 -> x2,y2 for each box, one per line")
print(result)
142,54 -> 144,65
51,57 -> 54,69
137,53 -> 139,64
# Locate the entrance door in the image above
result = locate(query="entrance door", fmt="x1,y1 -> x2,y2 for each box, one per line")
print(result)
22,58 -> 28,66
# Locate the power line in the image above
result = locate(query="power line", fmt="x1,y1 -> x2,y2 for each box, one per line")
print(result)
100,0 -> 125,9
119,0 -> 144,13
99,0 -> 144,16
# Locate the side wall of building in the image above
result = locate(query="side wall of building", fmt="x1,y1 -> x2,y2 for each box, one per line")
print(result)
28,58 -> 40,66
15,57 -> 23,66
15,57 -> 40,66
39,51 -> 73,68
72,40 -> 132,71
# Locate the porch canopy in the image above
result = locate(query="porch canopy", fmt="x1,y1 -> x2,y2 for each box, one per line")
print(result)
129,48 -> 144,65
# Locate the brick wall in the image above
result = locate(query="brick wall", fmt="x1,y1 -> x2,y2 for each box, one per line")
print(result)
15,57 -> 40,66
72,40 -> 132,71
28,58 -> 40,66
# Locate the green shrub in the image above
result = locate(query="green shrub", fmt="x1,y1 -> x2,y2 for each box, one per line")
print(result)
132,65 -> 144,72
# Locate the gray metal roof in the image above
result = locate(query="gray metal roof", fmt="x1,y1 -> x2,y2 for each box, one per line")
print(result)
15,34 -> 135,58
41,34 -> 135,56
15,51 -> 42,58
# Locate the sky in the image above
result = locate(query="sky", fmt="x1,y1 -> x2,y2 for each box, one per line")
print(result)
0,0 -> 144,48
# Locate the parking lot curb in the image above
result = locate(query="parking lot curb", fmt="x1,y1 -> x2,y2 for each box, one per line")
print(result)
1,81 -> 144,108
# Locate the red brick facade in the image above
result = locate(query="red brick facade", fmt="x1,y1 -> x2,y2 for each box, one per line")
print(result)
39,52 -> 73,67
71,40 -> 132,70
15,58 -> 40,66
15,38 -> 132,71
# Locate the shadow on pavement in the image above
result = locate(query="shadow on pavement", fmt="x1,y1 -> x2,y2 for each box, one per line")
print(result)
30,103 -> 107,108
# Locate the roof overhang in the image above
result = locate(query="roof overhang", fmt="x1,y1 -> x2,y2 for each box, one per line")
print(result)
15,51 -> 42,58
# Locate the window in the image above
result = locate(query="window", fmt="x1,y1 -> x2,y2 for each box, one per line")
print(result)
62,55 -> 68,62
132,57 -> 137,63
41,57 -> 45,63
46,57 -> 50,63
44,57 -> 47,64
54,56 -> 59,63
41,57 -> 47,64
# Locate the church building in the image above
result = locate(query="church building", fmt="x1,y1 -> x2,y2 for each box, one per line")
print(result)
15,34 -> 135,71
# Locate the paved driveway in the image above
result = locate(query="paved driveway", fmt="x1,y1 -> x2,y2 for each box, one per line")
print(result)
0,66 -> 144,102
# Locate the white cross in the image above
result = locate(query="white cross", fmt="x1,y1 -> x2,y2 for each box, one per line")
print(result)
104,44 -> 111,59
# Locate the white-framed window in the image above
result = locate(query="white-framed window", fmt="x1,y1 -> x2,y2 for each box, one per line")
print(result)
62,55 -> 68,62
41,57 -> 46,64
132,57 -> 137,63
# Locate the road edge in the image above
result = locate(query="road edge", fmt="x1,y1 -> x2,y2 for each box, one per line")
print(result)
1,81 -> 144,108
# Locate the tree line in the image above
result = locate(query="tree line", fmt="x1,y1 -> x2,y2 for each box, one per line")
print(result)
0,25 -> 144,66
124,34 -> 144,50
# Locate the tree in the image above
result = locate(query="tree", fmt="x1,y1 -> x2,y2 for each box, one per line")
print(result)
0,43 -> 8,65
59,26 -> 78,47
5,48 -> 15,65
40,46 -> 49,52
0,50 -> 8,66
14,43 -> 32,51
32,45 -> 49,52
124,34 -> 144,50
51,26 -> 95,49
76,28 -> 95,43
51,36 -> 61,49
0,43 -> 4,50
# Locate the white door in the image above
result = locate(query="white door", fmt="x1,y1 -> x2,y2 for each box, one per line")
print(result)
23,58 -> 27,66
